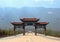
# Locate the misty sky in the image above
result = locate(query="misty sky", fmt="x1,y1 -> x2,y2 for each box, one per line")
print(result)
0,0 -> 60,8
0,0 -> 60,31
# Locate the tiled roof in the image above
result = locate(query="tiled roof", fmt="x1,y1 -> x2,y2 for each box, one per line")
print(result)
20,18 -> 39,22
11,22 -> 23,25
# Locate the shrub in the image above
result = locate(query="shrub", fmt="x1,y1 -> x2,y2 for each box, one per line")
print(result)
0,29 -> 23,37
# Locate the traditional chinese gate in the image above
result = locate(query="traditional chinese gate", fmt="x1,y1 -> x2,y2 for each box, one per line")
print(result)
11,18 -> 48,35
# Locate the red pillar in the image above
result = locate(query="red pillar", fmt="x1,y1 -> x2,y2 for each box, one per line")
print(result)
35,25 -> 37,35
23,26 -> 25,35
14,25 -> 16,34
44,26 -> 46,35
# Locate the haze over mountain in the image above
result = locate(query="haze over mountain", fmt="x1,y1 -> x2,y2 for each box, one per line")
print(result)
0,7 -> 60,31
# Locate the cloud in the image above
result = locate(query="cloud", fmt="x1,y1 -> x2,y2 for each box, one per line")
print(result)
0,0 -> 55,8
34,0 -> 54,2
48,11 -> 53,14
44,0 -> 54,4
34,0 -> 54,4
0,0 -> 24,8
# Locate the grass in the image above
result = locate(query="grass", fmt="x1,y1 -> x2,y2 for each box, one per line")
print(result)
45,29 -> 60,37
0,29 -> 23,38
0,29 -> 60,38
37,29 -> 60,37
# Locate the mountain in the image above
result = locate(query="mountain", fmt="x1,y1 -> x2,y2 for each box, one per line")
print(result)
0,7 -> 60,31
